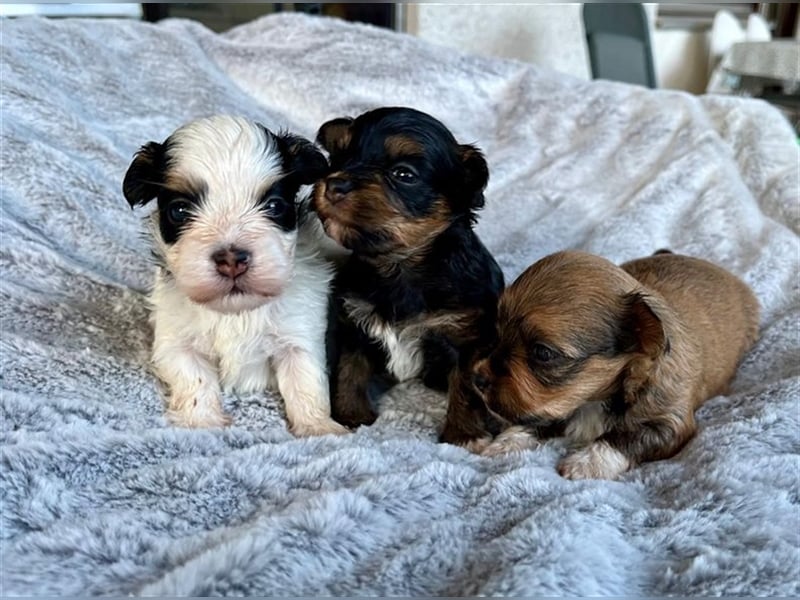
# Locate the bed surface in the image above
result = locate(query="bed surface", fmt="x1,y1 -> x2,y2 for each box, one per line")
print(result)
1,13 -> 798,596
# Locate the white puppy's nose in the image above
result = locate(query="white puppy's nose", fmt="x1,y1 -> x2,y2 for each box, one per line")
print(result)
212,247 -> 250,279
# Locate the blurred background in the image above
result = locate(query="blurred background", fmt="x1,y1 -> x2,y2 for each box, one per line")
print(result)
2,3 -> 797,127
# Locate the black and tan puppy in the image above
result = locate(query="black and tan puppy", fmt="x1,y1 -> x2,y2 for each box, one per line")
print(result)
471,250 -> 759,479
313,106 -> 503,440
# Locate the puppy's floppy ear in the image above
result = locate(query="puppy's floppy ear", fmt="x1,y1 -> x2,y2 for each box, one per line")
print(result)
316,117 -> 353,156
627,292 -> 668,357
459,144 -> 490,210
621,291 -> 670,404
276,132 -> 329,185
122,142 -> 165,208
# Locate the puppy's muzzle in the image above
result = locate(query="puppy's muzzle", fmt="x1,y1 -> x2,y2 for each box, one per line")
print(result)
212,247 -> 251,279
325,177 -> 353,205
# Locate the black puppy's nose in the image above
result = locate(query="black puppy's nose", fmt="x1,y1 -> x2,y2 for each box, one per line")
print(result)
473,373 -> 490,393
325,177 -> 353,204
212,247 -> 250,279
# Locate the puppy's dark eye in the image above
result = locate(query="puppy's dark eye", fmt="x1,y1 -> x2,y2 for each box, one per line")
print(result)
264,195 -> 288,216
529,343 -> 559,364
390,165 -> 418,184
166,200 -> 192,226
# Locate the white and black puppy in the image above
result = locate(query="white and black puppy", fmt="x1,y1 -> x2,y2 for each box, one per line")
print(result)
123,115 -> 348,437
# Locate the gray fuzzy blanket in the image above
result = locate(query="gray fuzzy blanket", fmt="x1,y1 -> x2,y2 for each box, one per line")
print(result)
1,14 -> 798,597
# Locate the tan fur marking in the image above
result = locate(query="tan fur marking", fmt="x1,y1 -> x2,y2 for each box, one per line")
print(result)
315,175 -> 453,263
384,135 -> 424,158
477,250 -> 759,476
162,172 -> 203,194
489,354 -> 628,422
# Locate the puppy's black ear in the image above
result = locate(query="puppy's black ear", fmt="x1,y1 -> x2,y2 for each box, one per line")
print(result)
621,291 -> 670,404
276,133 -> 329,185
459,144 -> 489,210
316,117 -> 353,156
122,142 -> 165,208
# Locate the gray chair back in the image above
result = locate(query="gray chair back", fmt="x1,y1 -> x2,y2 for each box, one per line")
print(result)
583,3 -> 657,88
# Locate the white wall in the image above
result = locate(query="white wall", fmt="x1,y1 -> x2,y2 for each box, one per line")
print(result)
404,4 -> 711,94
643,3 -> 711,94
652,30 -> 710,93
405,4 -> 590,80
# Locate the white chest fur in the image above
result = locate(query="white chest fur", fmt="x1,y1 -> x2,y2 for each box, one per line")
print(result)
343,298 -> 425,381
202,309 -> 281,392
152,284 -> 280,393
150,246 -> 331,395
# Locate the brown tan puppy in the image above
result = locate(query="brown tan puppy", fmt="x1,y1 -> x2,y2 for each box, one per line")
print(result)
472,250 -> 760,479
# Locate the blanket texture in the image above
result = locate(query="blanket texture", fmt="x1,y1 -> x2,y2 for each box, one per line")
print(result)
1,13 -> 798,597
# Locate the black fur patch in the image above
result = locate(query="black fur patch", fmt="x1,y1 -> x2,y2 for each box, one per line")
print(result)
122,140 -> 170,208
259,178 -> 299,232
318,107 -> 489,219
273,130 -> 328,186
321,108 -> 503,420
260,128 -> 329,232
335,220 -> 503,324
155,184 -> 206,245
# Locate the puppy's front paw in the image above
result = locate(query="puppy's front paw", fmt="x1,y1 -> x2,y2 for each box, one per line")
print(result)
166,393 -> 231,429
557,441 -> 630,480
481,426 -> 540,457
439,421 -> 492,454
461,436 -> 493,454
290,417 -> 351,438
332,407 -> 377,429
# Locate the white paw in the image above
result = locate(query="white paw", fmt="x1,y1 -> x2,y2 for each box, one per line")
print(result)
290,417 -> 351,438
481,426 -> 541,457
166,395 -> 231,429
557,442 -> 630,480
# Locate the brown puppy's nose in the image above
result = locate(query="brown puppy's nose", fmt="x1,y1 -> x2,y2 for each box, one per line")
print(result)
325,177 -> 353,204
212,247 -> 250,279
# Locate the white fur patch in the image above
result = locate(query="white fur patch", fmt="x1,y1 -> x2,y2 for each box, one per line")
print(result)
147,117 -> 340,436
165,390 -> 231,429
151,117 -> 295,315
343,299 -> 471,382
481,425 -> 541,457
343,298 -> 425,381
273,344 -> 348,437
151,227 -> 335,434
558,441 -> 631,480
